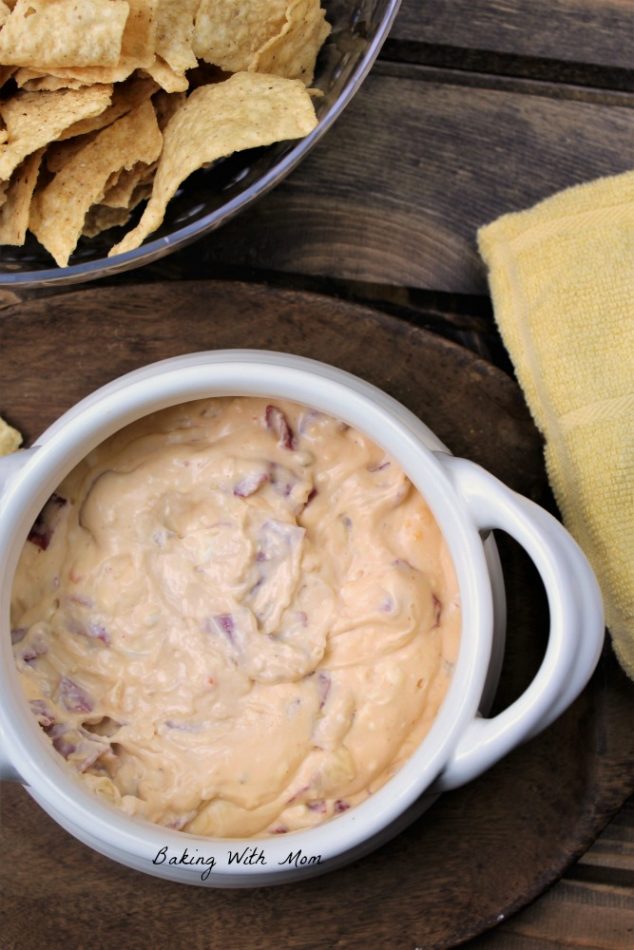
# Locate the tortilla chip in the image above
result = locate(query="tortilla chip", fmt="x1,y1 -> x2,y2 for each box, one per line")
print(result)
30,99 -> 162,266
59,75 -> 157,140
0,416 -> 22,456
130,180 -> 153,204
82,204 -> 132,239
0,148 -> 43,244
121,0 -> 159,69
28,0 -> 161,86
48,76 -> 157,169
0,65 -> 13,92
16,71 -> 89,92
0,0 -> 129,68
14,69 -> 46,88
155,0 -> 198,75
153,89 -> 187,130
0,84 -> 112,180
29,63 -> 136,86
102,160 -> 156,208
253,0 -> 330,85
46,132 -> 100,175
143,57 -> 189,93
193,0 -> 287,73
110,71 -> 317,256
102,168 -> 122,193
0,1 -> 11,28
84,174 -> 152,237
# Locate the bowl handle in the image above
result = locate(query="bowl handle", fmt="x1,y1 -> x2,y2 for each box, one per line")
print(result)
434,456 -> 604,791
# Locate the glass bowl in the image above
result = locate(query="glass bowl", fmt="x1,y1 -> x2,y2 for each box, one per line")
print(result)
0,0 -> 401,289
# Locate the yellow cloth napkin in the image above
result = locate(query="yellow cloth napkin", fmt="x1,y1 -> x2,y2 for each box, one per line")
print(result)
478,171 -> 634,677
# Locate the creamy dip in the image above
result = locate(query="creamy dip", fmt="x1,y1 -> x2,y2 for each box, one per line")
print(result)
11,397 -> 460,837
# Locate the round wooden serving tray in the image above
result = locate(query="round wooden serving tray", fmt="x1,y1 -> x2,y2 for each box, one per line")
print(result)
1,281 -> 632,949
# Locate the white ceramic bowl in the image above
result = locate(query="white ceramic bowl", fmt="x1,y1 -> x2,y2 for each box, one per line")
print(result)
0,351 -> 604,886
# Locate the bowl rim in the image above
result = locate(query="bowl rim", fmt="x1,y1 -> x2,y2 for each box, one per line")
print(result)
0,0 -> 404,290
0,350 -> 494,881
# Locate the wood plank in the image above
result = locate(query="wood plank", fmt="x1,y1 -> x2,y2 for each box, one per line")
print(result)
472,877 -> 634,949
579,849 -> 634,872
579,798 -> 634,870
471,798 -> 634,947
2,283 -> 634,949
392,0 -> 634,73
195,71 -> 634,295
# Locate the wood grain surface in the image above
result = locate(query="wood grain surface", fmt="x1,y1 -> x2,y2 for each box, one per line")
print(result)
1,0 -> 633,944
191,70 -> 634,295
393,0 -> 634,73
0,281 -> 632,950
472,801 -> 634,949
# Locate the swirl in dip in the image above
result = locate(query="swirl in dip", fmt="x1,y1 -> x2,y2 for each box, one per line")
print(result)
11,397 -> 460,837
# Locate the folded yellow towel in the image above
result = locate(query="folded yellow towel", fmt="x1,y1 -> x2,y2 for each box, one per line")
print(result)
479,171 -> 634,677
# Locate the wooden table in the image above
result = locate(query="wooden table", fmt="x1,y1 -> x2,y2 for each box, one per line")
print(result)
138,2 -> 634,944
2,2 -> 633,947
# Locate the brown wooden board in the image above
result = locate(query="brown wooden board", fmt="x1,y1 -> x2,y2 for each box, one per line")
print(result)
393,0 -> 634,73
0,281 -> 632,950
190,72 -> 634,295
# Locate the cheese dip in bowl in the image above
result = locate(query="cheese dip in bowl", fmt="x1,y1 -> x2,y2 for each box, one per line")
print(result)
11,396 -> 460,838
0,351 -> 604,885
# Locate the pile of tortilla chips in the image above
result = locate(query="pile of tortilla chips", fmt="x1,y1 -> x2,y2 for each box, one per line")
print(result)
0,0 -> 329,266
